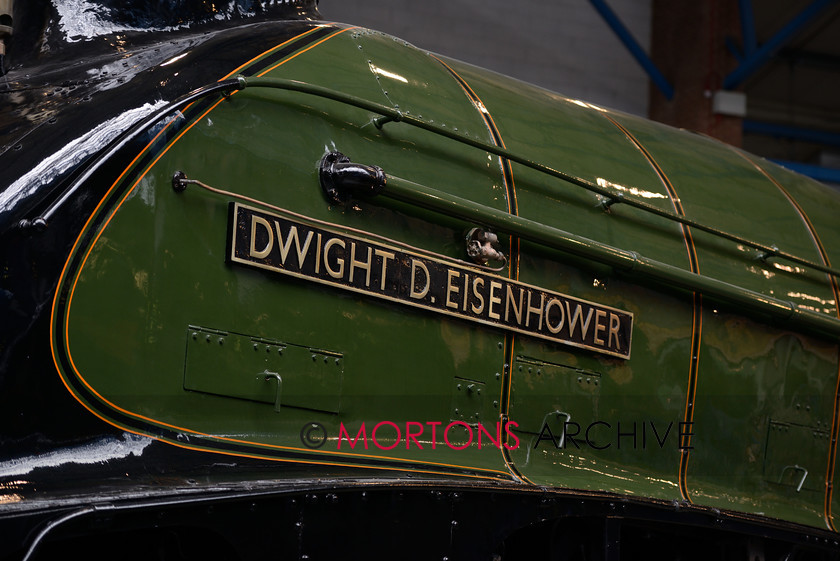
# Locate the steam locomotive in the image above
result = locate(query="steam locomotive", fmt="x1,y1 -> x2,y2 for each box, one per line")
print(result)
2,1 -> 840,559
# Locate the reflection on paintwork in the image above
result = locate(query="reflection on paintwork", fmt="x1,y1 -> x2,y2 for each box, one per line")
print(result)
161,52 -> 190,67
3,9 -> 838,543
0,480 -> 27,504
596,177 -> 666,200
773,262 -> 807,275
546,452 -> 678,491
53,0 -> 265,41
745,264 -> 777,281
0,433 -> 152,478
788,292 -> 836,307
368,64 -> 408,84
569,98 -> 607,112
0,101 -> 166,214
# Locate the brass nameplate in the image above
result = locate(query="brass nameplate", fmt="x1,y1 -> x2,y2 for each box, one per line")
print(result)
229,203 -> 632,359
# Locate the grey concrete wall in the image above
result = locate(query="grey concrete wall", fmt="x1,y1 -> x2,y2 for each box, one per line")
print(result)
319,0 -> 652,116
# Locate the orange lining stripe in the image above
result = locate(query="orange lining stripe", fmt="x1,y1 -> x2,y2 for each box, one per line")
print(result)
51,27 -> 508,480
429,54 -> 532,484
60,92 -> 510,472
256,27 -> 358,77
50,24 -> 325,341
602,113 -> 702,503
736,152 -> 840,531
221,25 -> 328,80
429,55 -> 519,227
429,55 -> 518,411
42,377 -> 505,480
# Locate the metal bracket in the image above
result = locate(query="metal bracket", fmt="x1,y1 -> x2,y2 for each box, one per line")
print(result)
319,151 -> 387,204
597,193 -> 624,212
374,110 -> 403,129
262,371 -> 283,412
551,411 -> 573,449
465,227 -> 506,268
779,464 -> 808,492
757,245 -> 779,263
172,170 -> 189,192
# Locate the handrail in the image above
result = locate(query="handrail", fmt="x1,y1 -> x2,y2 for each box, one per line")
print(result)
376,173 -> 840,339
237,75 -> 840,282
172,164 -> 840,339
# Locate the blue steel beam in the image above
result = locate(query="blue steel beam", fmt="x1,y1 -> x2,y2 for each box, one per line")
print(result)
726,36 -> 745,62
744,119 -> 840,148
739,0 -> 758,56
724,0 -> 837,89
771,159 -> 840,184
589,0 -> 674,100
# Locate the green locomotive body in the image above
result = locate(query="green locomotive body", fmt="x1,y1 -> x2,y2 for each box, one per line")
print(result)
2,2 -> 839,558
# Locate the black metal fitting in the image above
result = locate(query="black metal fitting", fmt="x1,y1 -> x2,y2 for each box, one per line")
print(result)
17,217 -> 47,232
172,170 -> 188,192
319,151 -> 386,204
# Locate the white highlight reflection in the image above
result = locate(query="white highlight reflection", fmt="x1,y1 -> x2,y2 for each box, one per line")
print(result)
0,433 -> 152,477
369,64 -> 408,84
597,177 -> 666,200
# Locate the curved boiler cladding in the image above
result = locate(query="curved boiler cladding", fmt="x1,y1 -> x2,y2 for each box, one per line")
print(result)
1,3 -> 840,559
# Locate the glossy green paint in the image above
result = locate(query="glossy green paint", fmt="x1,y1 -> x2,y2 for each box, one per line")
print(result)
377,174 -> 840,339
52,25 -> 840,530
610,113 -> 837,314
746,158 -> 840,529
